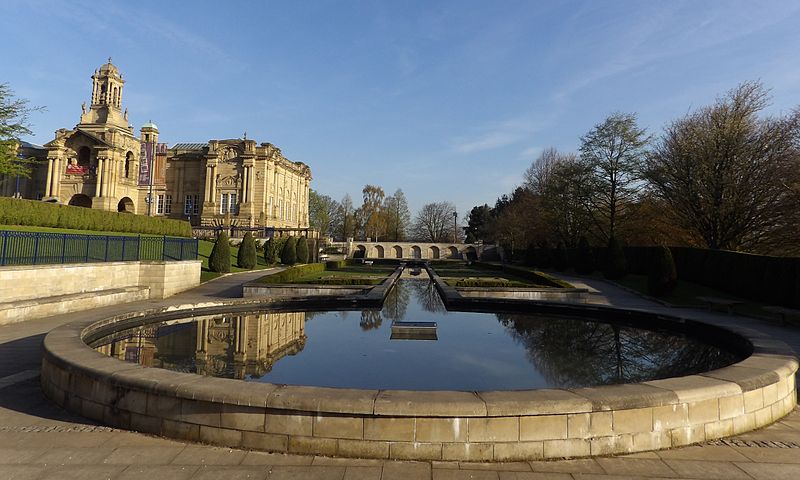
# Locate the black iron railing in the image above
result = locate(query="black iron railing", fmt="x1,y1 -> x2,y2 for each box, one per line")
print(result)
0,231 -> 198,266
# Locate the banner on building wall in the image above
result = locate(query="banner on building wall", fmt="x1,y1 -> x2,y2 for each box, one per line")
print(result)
138,142 -> 168,186
153,143 -> 167,185
138,142 -> 153,186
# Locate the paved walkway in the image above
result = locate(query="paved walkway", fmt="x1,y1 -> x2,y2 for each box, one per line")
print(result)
1,270 -> 799,479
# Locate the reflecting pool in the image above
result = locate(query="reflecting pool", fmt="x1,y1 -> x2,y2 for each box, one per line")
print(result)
91,279 -> 740,390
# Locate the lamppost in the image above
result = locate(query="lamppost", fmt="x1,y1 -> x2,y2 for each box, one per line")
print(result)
452,211 -> 457,243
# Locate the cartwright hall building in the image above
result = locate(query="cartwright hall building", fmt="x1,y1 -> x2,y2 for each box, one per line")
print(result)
4,59 -> 312,229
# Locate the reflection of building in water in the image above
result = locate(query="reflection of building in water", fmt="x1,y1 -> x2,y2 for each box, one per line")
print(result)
195,312 -> 306,379
95,312 -> 306,379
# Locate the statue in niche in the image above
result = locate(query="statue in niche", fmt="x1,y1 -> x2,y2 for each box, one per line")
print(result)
81,102 -> 86,114
124,108 -> 128,121
220,147 -> 237,163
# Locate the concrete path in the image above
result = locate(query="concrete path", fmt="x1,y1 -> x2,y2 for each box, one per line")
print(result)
1,269 -> 800,479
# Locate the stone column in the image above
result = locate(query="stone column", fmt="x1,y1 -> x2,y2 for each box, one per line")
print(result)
44,158 -> 54,197
53,157 -> 62,198
204,165 -> 212,201
242,166 -> 249,204
95,158 -> 104,197
210,165 -> 217,202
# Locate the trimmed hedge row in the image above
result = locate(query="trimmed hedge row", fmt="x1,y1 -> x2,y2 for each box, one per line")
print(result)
257,263 -> 326,284
294,277 -> 382,286
0,198 -> 192,237
472,262 -> 572,288
623,246 -> 800,308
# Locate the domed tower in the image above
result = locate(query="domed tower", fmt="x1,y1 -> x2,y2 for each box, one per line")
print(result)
79,57 -> 128,129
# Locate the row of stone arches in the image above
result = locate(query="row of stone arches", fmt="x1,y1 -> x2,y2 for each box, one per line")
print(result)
354,244 -> 474,260
67,194 -> 135,213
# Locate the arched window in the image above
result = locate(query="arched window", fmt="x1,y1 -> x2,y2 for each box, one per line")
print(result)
78,146 -> 91,166
124,152 -> 133,178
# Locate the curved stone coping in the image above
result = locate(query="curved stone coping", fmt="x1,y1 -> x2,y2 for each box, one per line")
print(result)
41,297 -> 798,461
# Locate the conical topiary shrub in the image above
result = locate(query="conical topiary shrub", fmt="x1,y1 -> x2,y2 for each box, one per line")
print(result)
602,236 -> 627,280
296,236 -> 309,264
553,242 -> 569,271
209,231 -> 231,273
237,232 -> 257,269
282,236 -> 297,265
648,245 -> 677,296
574,236 -> 594,274
537,241 -> 552,269
523,243 -> 537,267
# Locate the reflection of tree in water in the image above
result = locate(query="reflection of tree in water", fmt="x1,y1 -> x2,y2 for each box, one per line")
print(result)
360,310 -> 383,330
382,281 -> 411,321
404,280 -> 446,313
496,313 -> 738,388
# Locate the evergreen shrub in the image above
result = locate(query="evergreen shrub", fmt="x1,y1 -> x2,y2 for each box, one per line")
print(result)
574,236 -> 594,274
602,236 -> 628,280
209,231 -> 231,273
296,236 -> 309,263
237,232 -> 256,269
647,246 -> 677,296
282,236 -> 297,265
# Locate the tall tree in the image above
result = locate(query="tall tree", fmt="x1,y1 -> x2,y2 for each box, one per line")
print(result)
523,147 -> 561,194
383,188 -> 411,242
0,83 -> 43,177
540,156 -> 594,247
412,201 -> 457,242
645,82 -> 800,253
361,184 -> 386,241
464,204 -> 494,243
579,112 -> 649,241
334,193 -> 356,241
308,189 -> 339,238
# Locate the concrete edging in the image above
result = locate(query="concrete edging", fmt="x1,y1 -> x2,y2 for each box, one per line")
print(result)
40,293 -> 798,461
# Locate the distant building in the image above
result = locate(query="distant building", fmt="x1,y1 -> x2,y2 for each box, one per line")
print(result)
2,59 -> 312,229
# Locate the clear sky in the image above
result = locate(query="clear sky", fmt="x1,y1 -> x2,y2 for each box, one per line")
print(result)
4,0 -> 800,218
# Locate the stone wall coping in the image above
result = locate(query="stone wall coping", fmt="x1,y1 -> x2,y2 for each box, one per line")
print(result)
42,294 -> 798,420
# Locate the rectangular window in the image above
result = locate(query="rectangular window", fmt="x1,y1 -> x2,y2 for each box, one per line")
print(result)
184,195 -> 192,215
156,194 -> 164,214
193,195 -> 199,215
220,193 -> 228,214
164,195 -> 172,215
230,194 -> 238,215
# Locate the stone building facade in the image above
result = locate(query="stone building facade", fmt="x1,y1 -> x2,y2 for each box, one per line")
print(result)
2,60 -> 311,228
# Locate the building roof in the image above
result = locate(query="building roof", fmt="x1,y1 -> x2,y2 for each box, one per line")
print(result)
18,140 -> 45,150
172,143 -> 208,150
141,120 -> 158,130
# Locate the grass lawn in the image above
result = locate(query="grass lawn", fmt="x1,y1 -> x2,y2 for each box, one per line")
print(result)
197,239 -> 276,283
279,263 -> 395,285
615,274 -> 776,319
431,263 -> 553,288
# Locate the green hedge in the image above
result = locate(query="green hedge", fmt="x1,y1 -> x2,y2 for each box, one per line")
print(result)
0,198 -> 192,237
472,262 -> 572,288
326,259 -> 357,270
257,263 -> 326,284
294,277 -> 382,286
623,246 -> 800,308
448,278 -> 517,288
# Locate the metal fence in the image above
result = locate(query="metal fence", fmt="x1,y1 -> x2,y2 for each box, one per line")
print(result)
0,231 -> 199,266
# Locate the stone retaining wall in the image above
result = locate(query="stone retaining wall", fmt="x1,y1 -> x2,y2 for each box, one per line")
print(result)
40,298 -> 798,461
0,260 -> 200,325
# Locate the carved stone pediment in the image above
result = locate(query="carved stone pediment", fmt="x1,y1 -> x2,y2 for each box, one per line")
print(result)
217,175 -> 241,188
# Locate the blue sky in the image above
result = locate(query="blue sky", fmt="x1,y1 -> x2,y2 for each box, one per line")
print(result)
4,0 -> 800,218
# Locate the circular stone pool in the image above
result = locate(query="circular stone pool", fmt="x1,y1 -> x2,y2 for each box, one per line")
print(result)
88,280 -> 741,391
41,275 -> 798,461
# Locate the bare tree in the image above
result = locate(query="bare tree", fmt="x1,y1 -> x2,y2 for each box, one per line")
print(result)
523,147 -> 562,194
308,190 -> 339,238
579,112 -> 649,241
383,188 -> 411,242
645,82 -> 800,253
334,194 -> 356,241
540,157 -> 594,247
411,201 -> 457,242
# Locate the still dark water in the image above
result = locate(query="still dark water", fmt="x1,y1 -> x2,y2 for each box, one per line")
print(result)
91,279 -> 740,391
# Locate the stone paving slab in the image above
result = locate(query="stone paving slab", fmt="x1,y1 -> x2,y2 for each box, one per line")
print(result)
1,269 -> 800,479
